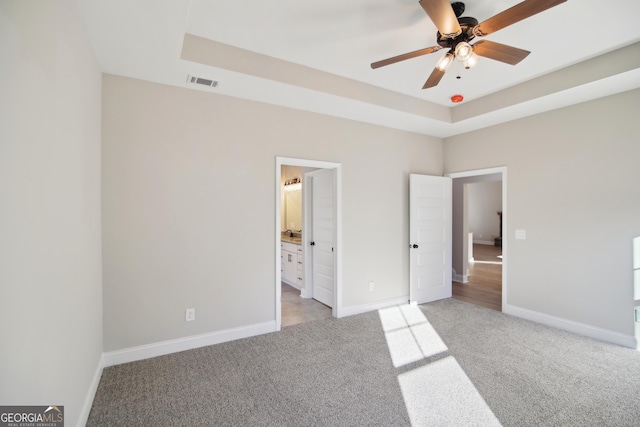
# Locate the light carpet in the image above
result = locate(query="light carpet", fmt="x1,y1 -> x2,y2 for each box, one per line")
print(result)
87,299 -> 640,426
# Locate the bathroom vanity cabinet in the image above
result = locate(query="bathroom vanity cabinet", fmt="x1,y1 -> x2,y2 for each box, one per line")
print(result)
281,241 -> 303,289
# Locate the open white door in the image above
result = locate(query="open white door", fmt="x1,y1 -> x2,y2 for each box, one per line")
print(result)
309,169 -> 335,307
410,174 -> 452,304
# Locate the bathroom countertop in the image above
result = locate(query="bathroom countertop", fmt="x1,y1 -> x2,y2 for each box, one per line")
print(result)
281,235 -> 302,244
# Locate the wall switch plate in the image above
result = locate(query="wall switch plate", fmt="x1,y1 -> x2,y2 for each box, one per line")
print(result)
368,281 -> 374,291
635,307 -> 640,323
515,229 -> 527,240
186,308 -> 195,322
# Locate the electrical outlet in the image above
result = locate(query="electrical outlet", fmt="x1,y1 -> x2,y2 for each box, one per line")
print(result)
185,308 -> 195,322
368,281 -> 374,291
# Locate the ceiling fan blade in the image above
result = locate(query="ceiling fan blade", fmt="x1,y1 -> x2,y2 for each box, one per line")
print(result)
419,0 -> 462,39
422,67 -> 446,89
371,46 -> 443,69
474,0 -> 567,37
473,40 -> 530,65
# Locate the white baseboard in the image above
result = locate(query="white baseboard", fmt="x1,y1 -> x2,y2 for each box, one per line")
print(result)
452,271 -> 468,283
504,303 -> 637,349
453,274 -> 468,283
282,278 -> 301,290
103,321 -> 277,367
474,240 -> 496,246
77,354 -> 104,427
340,296 -> 409,318
300,288 -> 311,299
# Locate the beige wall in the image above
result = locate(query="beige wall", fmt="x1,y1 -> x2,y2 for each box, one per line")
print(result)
102,75 -> 443,351
0,1 -> 103,425
444,89 -> 640,336
468,181 -> 502,244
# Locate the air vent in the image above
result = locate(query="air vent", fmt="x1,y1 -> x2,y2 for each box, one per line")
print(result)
186,75 -> 218,88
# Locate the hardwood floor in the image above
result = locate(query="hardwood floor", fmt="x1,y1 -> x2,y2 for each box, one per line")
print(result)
452,244 -> 502,311
281,283 -> 332,327
281,244 -> 500,323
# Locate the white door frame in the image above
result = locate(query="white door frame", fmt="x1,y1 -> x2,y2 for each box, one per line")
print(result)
446,167 -> 507,311
275,157 -> 342,330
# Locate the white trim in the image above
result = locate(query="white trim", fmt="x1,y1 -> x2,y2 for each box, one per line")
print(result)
77,354 -> 104,427
447,167 -> 507,312
340,296 -> 410,318
281,277 -> 301,290
103,321 -> 276,367
446,166 -> 506,179
473,240 -> 495,246
275,163 -> 283,331
504,304 -> 637,349
301,174 -> 313,300
277,156 -> 341,170
334,166 -> 343,318
453,272 -> 468,283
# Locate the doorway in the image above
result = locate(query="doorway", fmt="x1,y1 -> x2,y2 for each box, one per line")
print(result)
275,157 -> 342,331
447,167 -> 507,311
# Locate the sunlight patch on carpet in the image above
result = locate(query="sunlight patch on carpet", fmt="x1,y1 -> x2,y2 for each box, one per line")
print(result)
398,356 -> 501,426
378,304 -> 447,367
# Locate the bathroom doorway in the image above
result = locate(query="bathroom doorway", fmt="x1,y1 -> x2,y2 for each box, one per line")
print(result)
275,157 -> 342,330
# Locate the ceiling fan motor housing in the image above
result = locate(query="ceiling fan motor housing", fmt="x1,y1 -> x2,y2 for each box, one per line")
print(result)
451,2 -> 465,17
371,0 -> 568,89
436,16 -> 478,51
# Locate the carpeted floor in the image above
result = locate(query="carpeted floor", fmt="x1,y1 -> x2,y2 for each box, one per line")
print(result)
87,299 -> 640,426
422,299 -> 640,426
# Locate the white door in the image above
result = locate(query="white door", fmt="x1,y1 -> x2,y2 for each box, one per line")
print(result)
409,174 -> 452,304
309,169 -> 335,307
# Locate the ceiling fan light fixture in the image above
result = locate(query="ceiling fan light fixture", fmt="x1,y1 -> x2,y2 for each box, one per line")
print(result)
454,42 -> 473,62
436,52 -> 455,72
464,52 -> 479,69
371,0 -> 568,89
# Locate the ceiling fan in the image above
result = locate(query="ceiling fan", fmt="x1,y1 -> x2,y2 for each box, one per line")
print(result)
371,0 -> 567,89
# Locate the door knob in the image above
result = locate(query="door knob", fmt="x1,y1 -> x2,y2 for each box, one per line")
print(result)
411,244 -> 419,249
310,241 -> 315,246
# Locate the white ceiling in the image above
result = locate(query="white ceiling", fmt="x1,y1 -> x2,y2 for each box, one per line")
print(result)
77,0 -> 640,138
